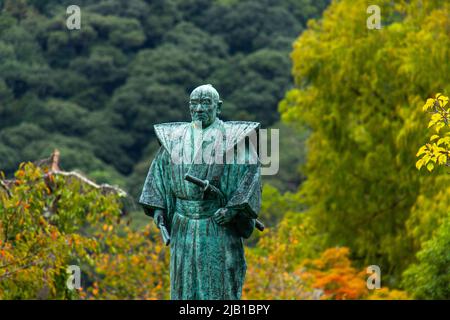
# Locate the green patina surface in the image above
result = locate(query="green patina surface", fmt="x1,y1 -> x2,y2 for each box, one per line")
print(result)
139,84 -> 262,300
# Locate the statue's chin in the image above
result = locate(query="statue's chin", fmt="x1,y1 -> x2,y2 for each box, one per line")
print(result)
192,119 -> 212,128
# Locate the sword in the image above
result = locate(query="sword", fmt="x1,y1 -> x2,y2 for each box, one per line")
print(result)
184,173 -> 265,232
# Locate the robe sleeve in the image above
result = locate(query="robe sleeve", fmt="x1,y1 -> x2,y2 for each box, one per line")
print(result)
225,143 -> 262,238
138,146 -> 170,218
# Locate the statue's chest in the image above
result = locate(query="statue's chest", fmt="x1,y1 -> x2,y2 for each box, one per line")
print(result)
168,132 -> 225,199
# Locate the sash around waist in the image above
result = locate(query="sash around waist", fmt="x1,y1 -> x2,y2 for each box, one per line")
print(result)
175,198 -> 221,219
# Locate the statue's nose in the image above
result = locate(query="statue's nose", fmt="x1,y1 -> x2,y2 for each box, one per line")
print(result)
193,105 -> 203,112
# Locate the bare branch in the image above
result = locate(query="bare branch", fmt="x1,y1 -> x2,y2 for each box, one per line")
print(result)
47,170 -> 127,197
1,149 -> 127,198
0,180 -> 11,197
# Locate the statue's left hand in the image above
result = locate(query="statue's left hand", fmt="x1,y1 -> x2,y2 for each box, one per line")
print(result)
213,208 -> 238,225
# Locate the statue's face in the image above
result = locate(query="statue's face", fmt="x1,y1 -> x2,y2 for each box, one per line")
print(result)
189,89 -> 221,128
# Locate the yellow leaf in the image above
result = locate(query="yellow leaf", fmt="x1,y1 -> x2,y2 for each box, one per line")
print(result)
441,97 -> 449,108
435,122 -> 445,133
422,98 -> 435,111
437,138 -> 446,146
438,155 -> 447,165
416,145 -> 427,157
431,113 -> 443,122
415,159 -> 424,170
426,162 -> 434,172
430,135 -> 439,141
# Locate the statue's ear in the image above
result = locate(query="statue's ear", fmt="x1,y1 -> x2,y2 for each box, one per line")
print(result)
216,100 -> 223,114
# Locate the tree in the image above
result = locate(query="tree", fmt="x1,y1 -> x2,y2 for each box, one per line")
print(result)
199,0 -> 302,54
243,211 -> 408,299
0,0 -> 330,189
402,217 -> 450,299
279,0 -> 450,284
0,161 -> 170,299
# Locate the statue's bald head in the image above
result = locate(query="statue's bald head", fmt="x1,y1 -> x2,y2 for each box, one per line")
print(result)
190,84 -> 220,103
189,84 -> 222,128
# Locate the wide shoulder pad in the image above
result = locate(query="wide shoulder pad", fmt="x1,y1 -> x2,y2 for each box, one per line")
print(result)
223,121 -> 260,151
154,122 -> 190,152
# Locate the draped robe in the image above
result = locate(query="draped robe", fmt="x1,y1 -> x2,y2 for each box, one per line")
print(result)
139,119 -> 261,300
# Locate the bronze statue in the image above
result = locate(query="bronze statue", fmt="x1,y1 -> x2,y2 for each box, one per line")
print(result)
139,84 -> 262,300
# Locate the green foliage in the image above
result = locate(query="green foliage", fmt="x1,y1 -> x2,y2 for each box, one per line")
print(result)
213,49 -> 293,126
402,217 -> 450,299
244,214 -> 408,300
0,162 -> 170,299
0,163 -> 121,298
0,0 -> 328,195
262,122 -> 309,192
201,0 -> 301,53
280,0 -> 450,286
